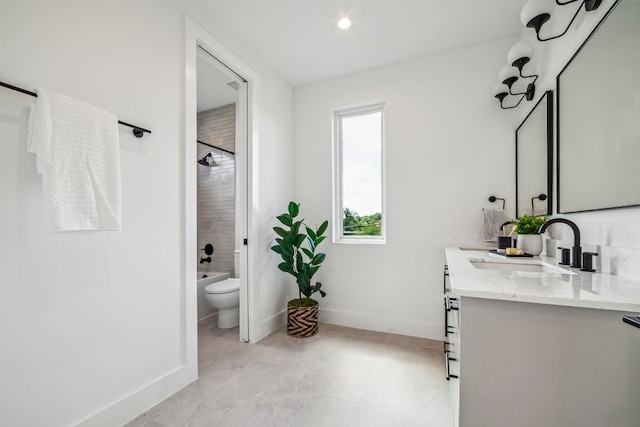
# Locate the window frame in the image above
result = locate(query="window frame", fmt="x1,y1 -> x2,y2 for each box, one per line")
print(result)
332,102 -> 386,244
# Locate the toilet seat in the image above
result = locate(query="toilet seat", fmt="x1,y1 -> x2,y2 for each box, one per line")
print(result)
205,278 -> 240,295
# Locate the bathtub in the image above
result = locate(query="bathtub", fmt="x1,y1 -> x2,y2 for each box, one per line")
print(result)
197,271 -> 231,320
197,271 -> 231,285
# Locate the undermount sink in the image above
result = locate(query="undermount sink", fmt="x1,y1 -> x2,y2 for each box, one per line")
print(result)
469,259 -> 574,275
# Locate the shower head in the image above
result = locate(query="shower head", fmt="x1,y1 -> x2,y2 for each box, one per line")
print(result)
197,152 -> 217,167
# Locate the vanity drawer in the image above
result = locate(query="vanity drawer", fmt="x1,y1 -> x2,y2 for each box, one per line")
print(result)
445,348 -> 459,380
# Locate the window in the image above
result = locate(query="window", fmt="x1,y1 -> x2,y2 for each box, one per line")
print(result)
333,103 -> 385,243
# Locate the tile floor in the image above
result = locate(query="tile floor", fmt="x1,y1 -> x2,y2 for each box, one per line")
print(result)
126,317 -> 452,427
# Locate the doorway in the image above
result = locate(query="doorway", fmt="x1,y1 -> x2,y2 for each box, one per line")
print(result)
185,18 -> 257,357
196,45 -> 249,342
195,46 -> 243,319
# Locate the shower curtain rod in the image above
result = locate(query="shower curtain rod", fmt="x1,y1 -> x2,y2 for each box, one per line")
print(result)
197,140 -> 235,156
0,80 -> 151,138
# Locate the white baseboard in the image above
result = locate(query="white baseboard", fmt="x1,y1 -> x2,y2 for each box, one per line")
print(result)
74,364 -> 197,427
252,308 -> 286,343
319,308 -> 443,340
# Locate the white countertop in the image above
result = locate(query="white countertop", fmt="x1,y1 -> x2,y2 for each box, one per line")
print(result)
445,246 -> 640,312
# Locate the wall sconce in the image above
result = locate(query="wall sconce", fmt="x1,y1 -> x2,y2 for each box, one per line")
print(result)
493,41 -> 540,109
499,65 -> 536,100
507,41 -> 537,78
493,83 -> 525,109
521,0 -> 603,41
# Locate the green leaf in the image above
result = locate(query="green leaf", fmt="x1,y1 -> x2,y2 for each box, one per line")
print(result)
282,244 -> 294,257
313,282 -> 322,292
278,262 -> 294,274
513,214 -> 548,235
312,253 -> 326,265
314,236 -> 326,247
317,220 -> 329,237
295,234 -> 306,247
319,290 -> 326,298
277,214 -> 292,227
282,253 -> 294,264
288,202 -> 299,218
297,271 -> 306,283
274,226 -> 288,238
300,286 -> 311,298
292,220 -> 302,236
309,265 -> 320,278
300,284 -> 312,298
306,236 -> 315,252
302,248 -> 314,259
297,273 -> 311,297
271,245 -> 284,255
296,252 -> 303,273
306,226 -> 317,241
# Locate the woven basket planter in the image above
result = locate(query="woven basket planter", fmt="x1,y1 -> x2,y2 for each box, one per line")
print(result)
287,301 -> 319,338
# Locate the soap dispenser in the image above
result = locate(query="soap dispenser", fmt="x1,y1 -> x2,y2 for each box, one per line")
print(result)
497,221 -> 514,252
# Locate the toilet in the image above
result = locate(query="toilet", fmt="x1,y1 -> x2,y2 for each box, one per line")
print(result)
204,250 -> 240,329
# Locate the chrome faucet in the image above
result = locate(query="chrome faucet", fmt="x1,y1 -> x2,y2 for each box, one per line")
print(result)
539,218 -> 581,269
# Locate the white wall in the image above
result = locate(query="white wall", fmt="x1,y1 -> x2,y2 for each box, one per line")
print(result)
293,39 -> 518,339
197,104 -> 237,278
515,0 -> 640,277
0,1 -> 293,426
290,0 -> 640,342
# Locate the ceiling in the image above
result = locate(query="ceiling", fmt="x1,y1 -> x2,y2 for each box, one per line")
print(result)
197,47 -> 240,112
197,0 -> 529,87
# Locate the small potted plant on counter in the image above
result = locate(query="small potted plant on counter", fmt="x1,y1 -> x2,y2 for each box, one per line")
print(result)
271,202 -> 328,338
512,214 -> 548,256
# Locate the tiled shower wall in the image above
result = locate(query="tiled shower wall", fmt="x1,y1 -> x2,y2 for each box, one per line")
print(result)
197,104 -> 236,275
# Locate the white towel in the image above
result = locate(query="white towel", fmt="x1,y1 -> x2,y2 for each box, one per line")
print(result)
483,209 -> 506,242
27,88 -> 121,231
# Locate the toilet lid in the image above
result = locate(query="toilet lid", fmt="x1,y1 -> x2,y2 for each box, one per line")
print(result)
205,278 -> 240,294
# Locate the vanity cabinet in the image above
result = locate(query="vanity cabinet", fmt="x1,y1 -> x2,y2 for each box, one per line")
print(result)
455,297 -> 640,427
445,246 -> 640,427
445,297 -> 460,427
443,265 -> 460,427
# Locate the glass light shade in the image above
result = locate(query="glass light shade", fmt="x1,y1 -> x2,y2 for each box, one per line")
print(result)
507,41 -> 535,66
492,83 -> 509,97
520,0 -> 554,27
499,65 -> 519,84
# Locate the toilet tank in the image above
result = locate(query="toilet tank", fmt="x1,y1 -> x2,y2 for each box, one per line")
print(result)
233,249 -> 240,278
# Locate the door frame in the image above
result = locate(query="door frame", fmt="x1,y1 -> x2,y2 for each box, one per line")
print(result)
184,17 -> 259,373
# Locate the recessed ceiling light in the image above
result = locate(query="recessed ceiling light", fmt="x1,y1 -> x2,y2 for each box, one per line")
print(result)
337,17 -> 352,30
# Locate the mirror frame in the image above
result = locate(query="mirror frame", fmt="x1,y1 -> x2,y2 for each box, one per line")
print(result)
515,90 -> 553,218
555,0 -> 640,213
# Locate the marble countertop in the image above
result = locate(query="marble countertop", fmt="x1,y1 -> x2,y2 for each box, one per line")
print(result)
445,246 -> 640,313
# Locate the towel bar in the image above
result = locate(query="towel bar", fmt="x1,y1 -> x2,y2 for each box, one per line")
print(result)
0,80 -> 151,138
488,195 -> 506,210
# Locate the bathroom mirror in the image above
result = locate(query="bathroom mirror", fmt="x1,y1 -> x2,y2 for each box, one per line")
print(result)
516,90 -> 553,218
557,0 -> 640,213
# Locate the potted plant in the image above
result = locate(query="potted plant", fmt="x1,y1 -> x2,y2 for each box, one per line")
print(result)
271,202 -> 328,338
512,214 -> 548,256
